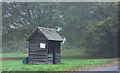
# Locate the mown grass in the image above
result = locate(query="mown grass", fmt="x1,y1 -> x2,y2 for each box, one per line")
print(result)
2,58 -> 116,71
1,49 -> 118,71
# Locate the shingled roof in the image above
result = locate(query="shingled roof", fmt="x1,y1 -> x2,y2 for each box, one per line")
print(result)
27,27 -> 63,41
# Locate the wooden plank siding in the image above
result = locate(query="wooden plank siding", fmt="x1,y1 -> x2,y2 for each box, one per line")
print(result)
28,30 -> 48,64
27,28 -> 62,64
29,55 -> 47,59
47,41 -> 61,64
55,42 -> 61,64
29,52 -> 47,55
47,41 -> 53,64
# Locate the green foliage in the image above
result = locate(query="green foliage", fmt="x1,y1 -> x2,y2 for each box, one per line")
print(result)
2,2 -> 118,58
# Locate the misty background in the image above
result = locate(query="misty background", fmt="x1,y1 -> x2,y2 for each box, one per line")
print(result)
2,2 -> 118,58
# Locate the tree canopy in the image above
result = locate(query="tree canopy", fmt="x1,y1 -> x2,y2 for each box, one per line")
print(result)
2,2 -> 118,58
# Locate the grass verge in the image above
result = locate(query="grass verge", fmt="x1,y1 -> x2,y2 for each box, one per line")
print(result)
2,58 -> 116,71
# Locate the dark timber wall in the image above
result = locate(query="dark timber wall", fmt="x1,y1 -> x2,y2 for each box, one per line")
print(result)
28,29 -> 61,64
48,41 -> 61,64
28,30 -> 48,64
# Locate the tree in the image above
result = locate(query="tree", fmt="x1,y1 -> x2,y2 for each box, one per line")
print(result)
2,2 -> 118,58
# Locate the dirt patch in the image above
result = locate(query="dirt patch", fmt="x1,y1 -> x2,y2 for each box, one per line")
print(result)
74,60 -> 118,71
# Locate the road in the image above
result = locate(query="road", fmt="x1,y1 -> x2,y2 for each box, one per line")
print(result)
89,66 -> 118,71
89,62 -> 120,72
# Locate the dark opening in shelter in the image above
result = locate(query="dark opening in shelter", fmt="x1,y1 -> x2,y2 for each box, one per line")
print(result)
26,27 -> 63,64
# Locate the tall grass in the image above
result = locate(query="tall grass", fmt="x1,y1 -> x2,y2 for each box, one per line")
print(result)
1,53 -> 27,58
61,49 -> 90,59
2,49 -> 89,59
1,49 -> 116,59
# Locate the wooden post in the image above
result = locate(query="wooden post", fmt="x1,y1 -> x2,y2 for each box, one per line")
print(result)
53,41 -> 56,64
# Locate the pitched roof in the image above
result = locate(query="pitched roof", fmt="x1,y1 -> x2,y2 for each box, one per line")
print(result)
27,27 -> 63,41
